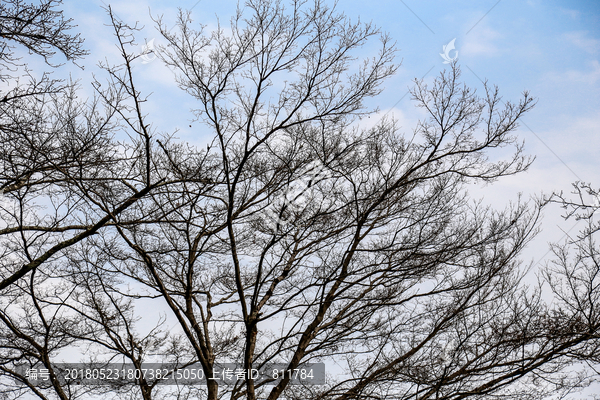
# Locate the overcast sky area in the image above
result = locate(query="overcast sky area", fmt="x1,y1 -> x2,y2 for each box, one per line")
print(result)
11,0 -> 600,396
51,0 -> 600,281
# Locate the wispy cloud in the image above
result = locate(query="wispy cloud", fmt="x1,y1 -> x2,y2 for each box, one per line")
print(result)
564,31 -> 600,54
559,7 -> 581,20
461,25 -> 502,57
558,60 -> 600,84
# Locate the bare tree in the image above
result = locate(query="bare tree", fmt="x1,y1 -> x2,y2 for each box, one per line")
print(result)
2,1 -> 600,400
540,183 -> 600,398
0,3 -> 190,398
0,3 -> 171,397
0,0 -> 163,292
0,0 -> 87,79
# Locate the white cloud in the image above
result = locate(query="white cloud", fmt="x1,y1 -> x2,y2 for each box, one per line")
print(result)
461,25 -> 502,57
565,59 -> 600,84
559,7 -> 581,20
546,114 -> 600,166
564,31 -> 600,54
543,60 -> 600,85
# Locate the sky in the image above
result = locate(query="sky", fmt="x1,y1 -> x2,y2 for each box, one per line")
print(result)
55,0 -> 600,277
9,0 -> 600,396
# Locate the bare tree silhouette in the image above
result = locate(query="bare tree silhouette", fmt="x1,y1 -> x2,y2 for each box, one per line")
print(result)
1,1 -> 599,400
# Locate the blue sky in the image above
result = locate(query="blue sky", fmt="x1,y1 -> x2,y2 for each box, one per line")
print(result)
56,0 -> 600,271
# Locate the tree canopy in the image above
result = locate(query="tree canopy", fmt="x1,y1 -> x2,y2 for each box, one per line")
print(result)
1,1 -> 599,400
